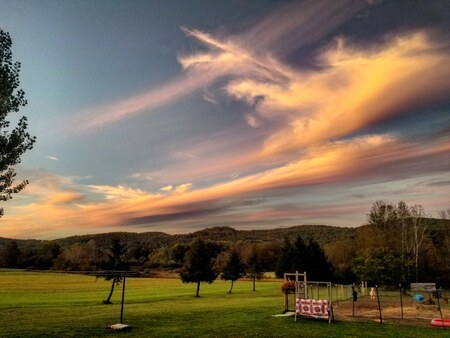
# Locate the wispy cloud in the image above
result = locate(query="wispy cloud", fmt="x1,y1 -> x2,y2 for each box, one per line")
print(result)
225,32 -> 450,159
131,28 -> 450,185
3,130 -> 448,238
72,1 -> 367,133
74,73 -> 220,131
241,0 -> 366,56
202,92 -> 218,105
175,183 -> 192,194
87,185 -> 148,200
159,183 -> 193,194
45,155 -> 58,161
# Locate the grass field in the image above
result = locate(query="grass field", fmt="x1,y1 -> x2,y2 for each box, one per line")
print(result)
0,271 -> 448,337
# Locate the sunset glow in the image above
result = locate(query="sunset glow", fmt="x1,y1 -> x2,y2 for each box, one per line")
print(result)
1,1 -> 449,239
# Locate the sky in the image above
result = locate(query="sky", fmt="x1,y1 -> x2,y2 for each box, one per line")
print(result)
0,0 -> 449,239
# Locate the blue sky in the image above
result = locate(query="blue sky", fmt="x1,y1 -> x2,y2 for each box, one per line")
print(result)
1,0 -> 449,239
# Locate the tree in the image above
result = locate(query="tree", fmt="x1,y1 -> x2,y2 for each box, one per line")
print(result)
255,242 -> 279,271
4,241 -> 20,267
274,237 -> 294,278
58,243 -> 86,269
367,200 -> 398,249
408,205 -> 429,282
100,238 -> 128,304
221,248 -> 245,293
437,208 -> 450,220
179,239 -> 220,297
325,237 -> 356,283
365,200 -> 403,285
170,242 -> 189,264
291,235 -> 308,274
28,242 -> 61,269
396,201 -> 411,283
352,249 -> 388,285
306,239 -> 333,281
147,246 -> 172,268
353,201 -> 433,286
0,29 -> 36,217
246,246 -> 264,291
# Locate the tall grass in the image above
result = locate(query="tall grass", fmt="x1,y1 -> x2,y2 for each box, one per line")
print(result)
0,271 -> 448,337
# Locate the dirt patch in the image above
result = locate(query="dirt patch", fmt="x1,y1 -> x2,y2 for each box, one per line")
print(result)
332,295 -> 449,326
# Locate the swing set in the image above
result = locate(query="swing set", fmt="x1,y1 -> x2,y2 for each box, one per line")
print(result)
284,271 -> 334,324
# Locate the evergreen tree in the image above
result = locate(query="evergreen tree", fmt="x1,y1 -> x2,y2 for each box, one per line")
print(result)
275,237 -> 294,278
180,239 -> 220,297
292,235 -> 308,273
246,246 -> 264,291
306,239 -> 333,281
221,248 -> 245,293
275,235 -> 332,281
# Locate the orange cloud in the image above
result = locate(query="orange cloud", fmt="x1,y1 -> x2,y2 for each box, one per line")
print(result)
226,32 -> 450,159
43,192 -> 84,205
3,131 -> 448,238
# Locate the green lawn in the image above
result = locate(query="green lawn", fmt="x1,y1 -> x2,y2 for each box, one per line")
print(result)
0,271 -> 448,337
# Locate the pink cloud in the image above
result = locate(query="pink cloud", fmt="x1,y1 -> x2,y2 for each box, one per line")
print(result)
3,132 -> 448,238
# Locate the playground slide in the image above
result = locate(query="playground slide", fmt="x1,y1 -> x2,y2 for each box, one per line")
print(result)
430,318 -> 450,327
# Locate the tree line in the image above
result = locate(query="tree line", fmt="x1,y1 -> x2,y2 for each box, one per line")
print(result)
341,202 -> 450,288
1,201 -> 449,294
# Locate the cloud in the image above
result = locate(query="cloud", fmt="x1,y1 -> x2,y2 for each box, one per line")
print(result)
175,183 -> 192,194
225,32 -> 450,159
11,169 -> 84,203
245,114 -> 260,128
87,185 -> 148,201
3,128 -> 448,239
45,156 -> 58,161
129,172 -> 154,181
150,27 -> 450,185
202,92 -> 218,105
241,0 -> 367,56
426,180 -> 450,187
159,183 -> 192,194
72,1 -> 367,133
74,70 -> 224,132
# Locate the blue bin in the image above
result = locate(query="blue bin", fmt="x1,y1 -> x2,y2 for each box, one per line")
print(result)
415,294 -> 424,301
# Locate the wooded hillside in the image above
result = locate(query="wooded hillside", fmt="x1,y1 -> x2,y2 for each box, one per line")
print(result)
1,205 -> 449,288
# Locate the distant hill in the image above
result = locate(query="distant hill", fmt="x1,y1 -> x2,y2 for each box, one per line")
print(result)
1,219 -> 447,252
0,237 -> 43,251
54,231 -> 173,248
1,220 -> 448,285
0,224 -> 356,250
174,225 -> 356,246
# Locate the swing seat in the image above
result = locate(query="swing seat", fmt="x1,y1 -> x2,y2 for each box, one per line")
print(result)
295,298 -> 332,323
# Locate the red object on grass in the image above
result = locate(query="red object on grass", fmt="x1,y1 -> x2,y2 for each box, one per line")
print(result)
430,318 -> 450,327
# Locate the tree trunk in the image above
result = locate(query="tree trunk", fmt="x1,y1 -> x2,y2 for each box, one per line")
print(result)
229,280 -> 234,293
196,281 -> 201,297
104,277 -> 116,304
415,252 -> 419,283
253,276 -> 256,291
